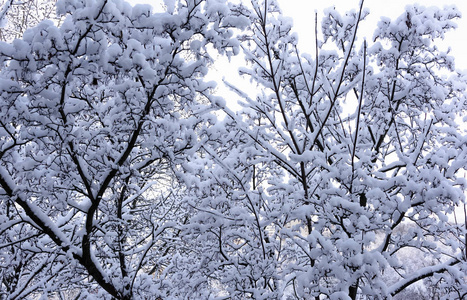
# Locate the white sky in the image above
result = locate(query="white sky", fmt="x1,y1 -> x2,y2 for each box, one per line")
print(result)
280,0 -> 467,70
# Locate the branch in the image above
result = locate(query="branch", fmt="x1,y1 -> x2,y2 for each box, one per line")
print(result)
350,40 -> 367,195
388,258 -> 460,297
0,169 -> 72,252
310,0 -> 365,151
0,0 -> 13,27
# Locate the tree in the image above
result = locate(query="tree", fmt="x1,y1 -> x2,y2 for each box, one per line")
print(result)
182,0 -> 467,299
0,0 -> 247,298
0,0 -> 59,42
0,0 -> 63,298
1,0 -> 466,299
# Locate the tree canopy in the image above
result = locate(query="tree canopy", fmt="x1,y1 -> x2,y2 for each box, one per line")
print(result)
0,0 -> 466,299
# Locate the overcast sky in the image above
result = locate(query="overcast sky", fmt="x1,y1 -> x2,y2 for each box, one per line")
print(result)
279,0 -> 467,70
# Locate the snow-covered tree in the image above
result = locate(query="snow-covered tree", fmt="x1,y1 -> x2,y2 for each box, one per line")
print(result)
0,0 -> 59,42
1,0 -> 466,299
0,0 -> 247,298
183,0 -> 467,299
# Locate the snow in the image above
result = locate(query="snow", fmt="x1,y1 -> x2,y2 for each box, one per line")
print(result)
0,0 -> 466,298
